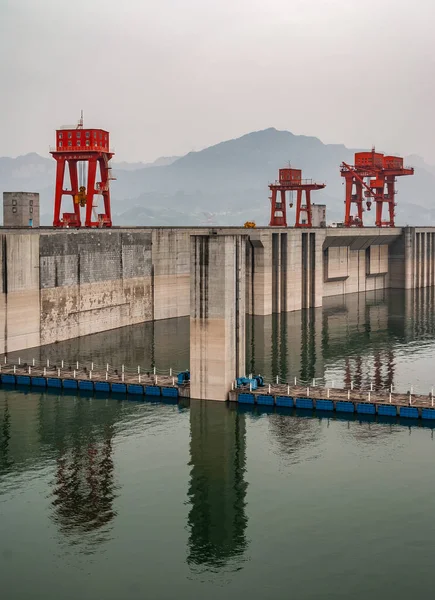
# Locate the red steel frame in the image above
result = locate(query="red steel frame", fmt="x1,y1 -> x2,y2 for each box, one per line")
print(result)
51,127 -> 114,228
341,152 -> 413,228
269,172 -> 325,228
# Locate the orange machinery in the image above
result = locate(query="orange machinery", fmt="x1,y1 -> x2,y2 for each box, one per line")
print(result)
51,113 -> 115,228
340,150 -> 413,227
269,167 -> 325,227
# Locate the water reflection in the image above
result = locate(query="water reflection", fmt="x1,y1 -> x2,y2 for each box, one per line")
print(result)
0,393 -> 122,551
246,289 -> 435,390
186,400 -> 248,571
0,392 -> 250,567
4,317 -> 190,373
44,399 -> 120,549
2,288 -> 435,567
51,424 -> 116,549
267,412 -> 322,463
4,290 -> 435,394
0,399 -> 12,472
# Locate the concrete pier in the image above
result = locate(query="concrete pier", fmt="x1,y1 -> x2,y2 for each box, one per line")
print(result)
190,235 -> 246,401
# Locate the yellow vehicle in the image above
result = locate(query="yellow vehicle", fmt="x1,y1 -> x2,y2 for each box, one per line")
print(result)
244,221 -> 256,228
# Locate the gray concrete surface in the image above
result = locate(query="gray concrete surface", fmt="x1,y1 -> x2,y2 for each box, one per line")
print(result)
190,235 -> 246,401
0,225 -> 434,355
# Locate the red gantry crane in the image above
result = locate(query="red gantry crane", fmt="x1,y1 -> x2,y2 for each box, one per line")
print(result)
51,112 -> 115,228
269,167 -> 325,227
340,149 -> 414,227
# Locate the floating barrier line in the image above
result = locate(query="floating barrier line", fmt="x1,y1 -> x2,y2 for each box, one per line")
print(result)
1,364 -> 435,419
0,364 -> 188,399
229,382 -> 435,419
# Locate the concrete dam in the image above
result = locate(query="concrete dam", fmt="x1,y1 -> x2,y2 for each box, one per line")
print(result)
0,225 -> 433,399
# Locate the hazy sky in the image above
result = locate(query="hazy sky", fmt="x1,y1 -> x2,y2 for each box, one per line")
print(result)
1,0 -> 434,163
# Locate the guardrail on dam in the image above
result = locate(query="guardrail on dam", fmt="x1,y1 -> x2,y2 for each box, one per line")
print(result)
0,226 -> 433,364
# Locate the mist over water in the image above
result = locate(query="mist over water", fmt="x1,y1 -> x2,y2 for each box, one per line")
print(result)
2,289 -> 435,599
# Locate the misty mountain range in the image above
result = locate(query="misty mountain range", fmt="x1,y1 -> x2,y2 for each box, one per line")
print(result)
1,128 -> 434,227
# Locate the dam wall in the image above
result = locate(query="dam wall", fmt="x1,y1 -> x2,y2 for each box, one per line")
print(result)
0,233 -> 40,353
152,229 -> 191,320
406,228 -> 435,289
0,226 -> 432,354
245,230 -> 324,314
322,228 -> 401,297
39,230 -> 153,347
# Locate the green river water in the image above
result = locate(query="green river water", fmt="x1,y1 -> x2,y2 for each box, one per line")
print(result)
1,289 -> 435,599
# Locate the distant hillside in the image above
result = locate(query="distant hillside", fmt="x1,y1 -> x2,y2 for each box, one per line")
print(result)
0,129 -> 434,226
0,153 -> 179,224
111,128 -> 435,226
112,156 -> 179,171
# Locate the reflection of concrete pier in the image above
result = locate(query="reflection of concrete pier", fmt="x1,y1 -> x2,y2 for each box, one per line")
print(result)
187,400 -> 248,570
0,386 -> 250,567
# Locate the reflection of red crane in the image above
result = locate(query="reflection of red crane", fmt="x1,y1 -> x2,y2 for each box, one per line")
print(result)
52,431 -> 116,543
340,149 -> 414,227
344,350 -> 395,390
384,349 -> 395,390
354,355 -> 363,389
269,167 -> 325,227
344,357 -> 351,388
374,351 -> 382,390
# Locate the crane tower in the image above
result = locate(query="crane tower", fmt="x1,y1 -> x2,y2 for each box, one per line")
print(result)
51,113 -> 115,228
269,167 -> 325,227
340,150 -> 414,227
